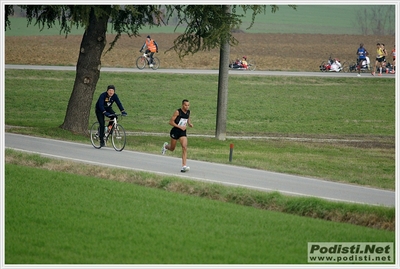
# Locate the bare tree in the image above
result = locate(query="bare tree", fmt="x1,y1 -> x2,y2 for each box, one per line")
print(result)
356,5 -> 395,35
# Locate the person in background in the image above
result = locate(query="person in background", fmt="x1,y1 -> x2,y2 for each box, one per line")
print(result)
391,44 -> 396,73
356,43 -> 368,76
229,58 -> 242,68
241,56 -> 248,69
372,43 -> 386,76
139,35 -> 158,67
161,99 -> 193,173
330,58 -> 342,72
95,85 -> 127,148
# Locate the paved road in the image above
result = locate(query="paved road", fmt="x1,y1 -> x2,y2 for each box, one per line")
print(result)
5,133 -> 395,207
5,64 -> 396,78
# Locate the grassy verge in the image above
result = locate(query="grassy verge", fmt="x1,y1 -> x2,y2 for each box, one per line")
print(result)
5,152 -> 395,264
5,70 -> 395,190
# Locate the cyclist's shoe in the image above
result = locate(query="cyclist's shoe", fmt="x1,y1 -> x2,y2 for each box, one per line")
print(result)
150,64 -> 154,68
100,141 -> 105,148
161,142 -> 168,155
181,166 -> 190,173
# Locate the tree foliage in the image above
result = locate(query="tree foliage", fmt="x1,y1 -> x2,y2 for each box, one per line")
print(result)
165,5 -> 296,58
5,5 -> 164,49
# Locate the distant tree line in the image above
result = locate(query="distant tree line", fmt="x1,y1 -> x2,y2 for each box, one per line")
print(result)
356,5 -> 395,35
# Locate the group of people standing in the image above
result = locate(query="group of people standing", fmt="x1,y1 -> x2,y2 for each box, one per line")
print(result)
95,35 -> 193,173
356,42 -> 396,76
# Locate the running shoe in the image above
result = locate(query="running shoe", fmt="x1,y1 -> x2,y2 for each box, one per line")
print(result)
371,72 -> 375,76
181,166 -> 190,173
161,142 -> 168,155
378,73 -> 382,76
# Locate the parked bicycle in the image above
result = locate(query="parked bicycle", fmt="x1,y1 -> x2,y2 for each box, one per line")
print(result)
90,113 -> 127,151
136,52 -> 160,70
346,57 -> 371,73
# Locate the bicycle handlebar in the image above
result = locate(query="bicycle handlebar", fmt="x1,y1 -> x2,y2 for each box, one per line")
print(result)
107,113 -> 127,118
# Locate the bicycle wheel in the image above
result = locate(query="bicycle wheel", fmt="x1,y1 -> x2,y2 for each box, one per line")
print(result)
151,57 -> 160,70
111,124 -> 126,151
340,61 -> 348,73
347,62 -> 357,73
90,122 -> 102,149
319,61 -> 327,72
247,60 -> 256,71
136,56 -> 146,70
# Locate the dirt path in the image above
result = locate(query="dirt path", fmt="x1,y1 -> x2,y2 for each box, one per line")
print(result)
5,33 -> 395,71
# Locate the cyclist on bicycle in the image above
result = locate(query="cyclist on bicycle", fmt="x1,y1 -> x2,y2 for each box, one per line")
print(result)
139,35 -> 159,67
95,85 -> 127,148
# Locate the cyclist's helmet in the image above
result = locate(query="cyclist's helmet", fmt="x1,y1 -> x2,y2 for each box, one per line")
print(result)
107,85 -> 115,91
242,56 -> 247,60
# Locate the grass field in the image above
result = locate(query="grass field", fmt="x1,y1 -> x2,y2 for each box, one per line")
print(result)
5,163 -> 395,264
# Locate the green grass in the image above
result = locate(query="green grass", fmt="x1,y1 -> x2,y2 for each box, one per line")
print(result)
5,70 -> 395,190
6,5 -> 394,36
5,70 -> 395,136
5,163 -> 395,264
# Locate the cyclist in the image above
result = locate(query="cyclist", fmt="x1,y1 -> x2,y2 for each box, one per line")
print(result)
95,85 -> 127,148
139,35 -> 159,67
330,58 -> 342,72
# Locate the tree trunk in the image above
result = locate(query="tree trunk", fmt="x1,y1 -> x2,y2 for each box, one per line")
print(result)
215,5 -> 231,141
60,7 -> 109,135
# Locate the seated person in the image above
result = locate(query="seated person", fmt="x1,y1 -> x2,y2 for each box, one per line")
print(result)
330,58 -> 342,72
241,56 -> 248,69
229,58 -> 242,68
359,56 -> 370,69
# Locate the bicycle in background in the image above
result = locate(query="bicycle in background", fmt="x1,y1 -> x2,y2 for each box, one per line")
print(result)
136,52 -> 160,70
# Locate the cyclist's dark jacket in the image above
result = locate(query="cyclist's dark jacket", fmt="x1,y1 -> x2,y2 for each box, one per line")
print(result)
95,92 -> 125,114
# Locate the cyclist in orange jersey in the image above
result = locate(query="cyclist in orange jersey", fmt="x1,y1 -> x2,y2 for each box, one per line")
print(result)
140,35 -> 159,66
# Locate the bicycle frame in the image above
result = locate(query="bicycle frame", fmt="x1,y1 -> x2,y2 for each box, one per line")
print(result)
143,53 -> 151,63
104,114 -> 123,139
136,53 -> 160,70
90,113 -> 127,151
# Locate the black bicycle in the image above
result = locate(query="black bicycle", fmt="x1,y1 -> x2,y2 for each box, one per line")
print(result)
136,52 -> 160,70
346,58 -> 372,73
90,114 -> 127,151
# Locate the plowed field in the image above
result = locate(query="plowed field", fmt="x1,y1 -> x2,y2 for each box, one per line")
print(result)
5,33 -> 395,71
